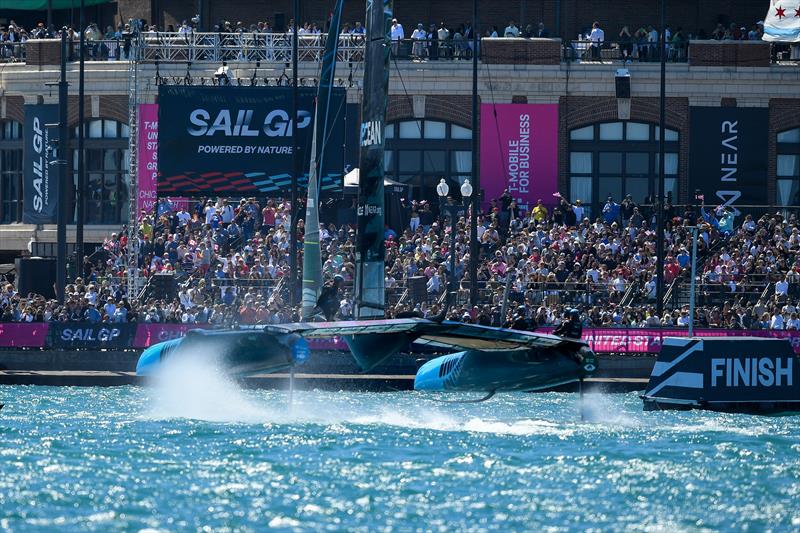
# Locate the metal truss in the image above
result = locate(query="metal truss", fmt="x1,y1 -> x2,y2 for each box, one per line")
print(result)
139,32 -> 365,63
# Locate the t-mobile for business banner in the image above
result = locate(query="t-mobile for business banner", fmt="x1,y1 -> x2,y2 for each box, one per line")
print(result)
479,104 -> 558,212
137,103 -> 158,217
22,104 -> 59,224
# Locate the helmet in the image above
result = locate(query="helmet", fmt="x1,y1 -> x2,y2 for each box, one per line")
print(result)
570,309 -> 580,319
333,275 -> 344,283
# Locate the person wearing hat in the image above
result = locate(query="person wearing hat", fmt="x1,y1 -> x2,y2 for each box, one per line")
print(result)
411,23 -> 427,60
390,18 -> 404,55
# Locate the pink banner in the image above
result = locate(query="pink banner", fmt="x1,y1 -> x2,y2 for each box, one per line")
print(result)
0,323 -> 48,347
541,328 -> 800,354
132,324 -> 347,350
133,323 -> 203,347
479,103 -> 558,213
137,103 -> 159,218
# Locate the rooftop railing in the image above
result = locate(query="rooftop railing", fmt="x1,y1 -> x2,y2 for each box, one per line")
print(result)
8,33 -> 798,66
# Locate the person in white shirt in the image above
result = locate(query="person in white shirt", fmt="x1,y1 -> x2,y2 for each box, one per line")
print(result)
572,199 -> 584,221
204,201 -> 216,225
776,276 -> 789,298
176,207 -> 190,227
589,21 -> 604,61
390,19 -> 404,55
411,23 -> 427,60
504,21 -> 519,38
770,312 -> 785,330
676,310 -> 691,327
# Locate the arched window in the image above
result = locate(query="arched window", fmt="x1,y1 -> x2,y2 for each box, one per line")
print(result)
72,119 -> 130,224
777,127 -> 800,206
568,121 -> 679,216
384,120 -> 473,203
0,121 -> 23,223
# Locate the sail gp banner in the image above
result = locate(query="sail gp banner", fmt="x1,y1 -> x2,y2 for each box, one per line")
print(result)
480,104 -> 558,212
22,104 -> 59,224
689,107 -> 768,214
157,86 -> 345,195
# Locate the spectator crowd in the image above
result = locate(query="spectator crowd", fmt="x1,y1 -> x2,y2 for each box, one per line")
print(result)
4,187 -> 800,335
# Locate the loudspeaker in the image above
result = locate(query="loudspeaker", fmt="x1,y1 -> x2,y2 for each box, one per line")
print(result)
15,257 -> 57,299
274,13 -> 286,32
408,276 -> 428,304
615,69 -> 631,99
151,274 -> 177,301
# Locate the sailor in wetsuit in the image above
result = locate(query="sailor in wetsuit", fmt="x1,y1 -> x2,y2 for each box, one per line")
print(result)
553,308 -> 583,339
314,275 -> 344,321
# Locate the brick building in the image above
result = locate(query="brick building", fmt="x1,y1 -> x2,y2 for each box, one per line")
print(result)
0,26 -> 798,258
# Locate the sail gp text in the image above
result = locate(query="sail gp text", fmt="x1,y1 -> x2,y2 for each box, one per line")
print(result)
507,113 -> 531,207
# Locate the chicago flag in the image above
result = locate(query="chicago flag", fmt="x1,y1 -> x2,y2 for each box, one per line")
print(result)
762,0 -> 800,41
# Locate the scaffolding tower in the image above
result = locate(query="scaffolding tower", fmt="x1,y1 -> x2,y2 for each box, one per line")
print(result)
126,23 -> 143,301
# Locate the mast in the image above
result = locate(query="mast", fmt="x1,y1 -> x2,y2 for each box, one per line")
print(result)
301,0 -> 346,319
355,0 -> 392,319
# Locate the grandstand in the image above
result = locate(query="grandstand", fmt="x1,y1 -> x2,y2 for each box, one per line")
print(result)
0,0 -> 799,335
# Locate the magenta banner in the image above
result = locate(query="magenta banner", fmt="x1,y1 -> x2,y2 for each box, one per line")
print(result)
133,323 -> 202,347
131,324 -> 347,350
479,103 -> 558,213
541,328 -> 800,354
0,323 -> 48,347
137,103 -> 159,219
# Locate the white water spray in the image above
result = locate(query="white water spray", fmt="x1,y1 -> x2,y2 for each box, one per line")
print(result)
146,348 -> 274,423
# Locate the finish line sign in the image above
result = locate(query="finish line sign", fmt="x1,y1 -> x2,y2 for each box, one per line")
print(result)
479,104 -> 558,212
157,85 -> 345,195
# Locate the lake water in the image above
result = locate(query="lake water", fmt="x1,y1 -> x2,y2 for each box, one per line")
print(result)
1,363 -> 799,531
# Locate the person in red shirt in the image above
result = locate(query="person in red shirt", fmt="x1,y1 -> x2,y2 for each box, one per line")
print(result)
664,256 -> 681,283
238,302 -> 256,324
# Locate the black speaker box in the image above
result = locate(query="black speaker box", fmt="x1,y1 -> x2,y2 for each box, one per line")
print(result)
15,257 -> 57,299
408,276 -> 428,304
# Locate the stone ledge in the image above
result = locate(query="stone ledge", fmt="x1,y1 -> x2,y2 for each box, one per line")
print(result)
688,40 -> 771,68
482,37 -> 562,65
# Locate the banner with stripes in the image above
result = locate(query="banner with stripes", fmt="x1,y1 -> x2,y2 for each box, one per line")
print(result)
157,85 -> 345,195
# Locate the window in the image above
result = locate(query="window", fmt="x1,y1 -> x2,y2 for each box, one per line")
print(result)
385,120 -> 473,203
570,125 -> 594,141
568,121 -> 680,209
626,122 -> 650,141
399,120 -> 422,139
777,128 -> 800,206
599,122 -> 623,140
424,121 -> 446,139
0,120 -> 23,223
72,119 -> 130,224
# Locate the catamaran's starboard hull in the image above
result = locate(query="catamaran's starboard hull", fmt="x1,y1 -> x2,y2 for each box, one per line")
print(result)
414,346 -> 597,393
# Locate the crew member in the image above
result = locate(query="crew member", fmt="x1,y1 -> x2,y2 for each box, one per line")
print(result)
314,275 -> 344,321
553,309 -> 583,339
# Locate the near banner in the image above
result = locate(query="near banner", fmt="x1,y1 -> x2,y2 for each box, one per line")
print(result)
157,86 -> 346,195
479,104 -> 558,212
689,107 -> 768,213
22,104 -> 59,224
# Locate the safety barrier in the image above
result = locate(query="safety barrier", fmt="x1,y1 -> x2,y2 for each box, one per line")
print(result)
4,322 -> 800,353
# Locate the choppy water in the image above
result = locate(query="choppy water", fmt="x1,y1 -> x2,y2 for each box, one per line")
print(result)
1,367 -> 799,531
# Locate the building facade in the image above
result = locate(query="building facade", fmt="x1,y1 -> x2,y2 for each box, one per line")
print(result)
0,35 -> 798,259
